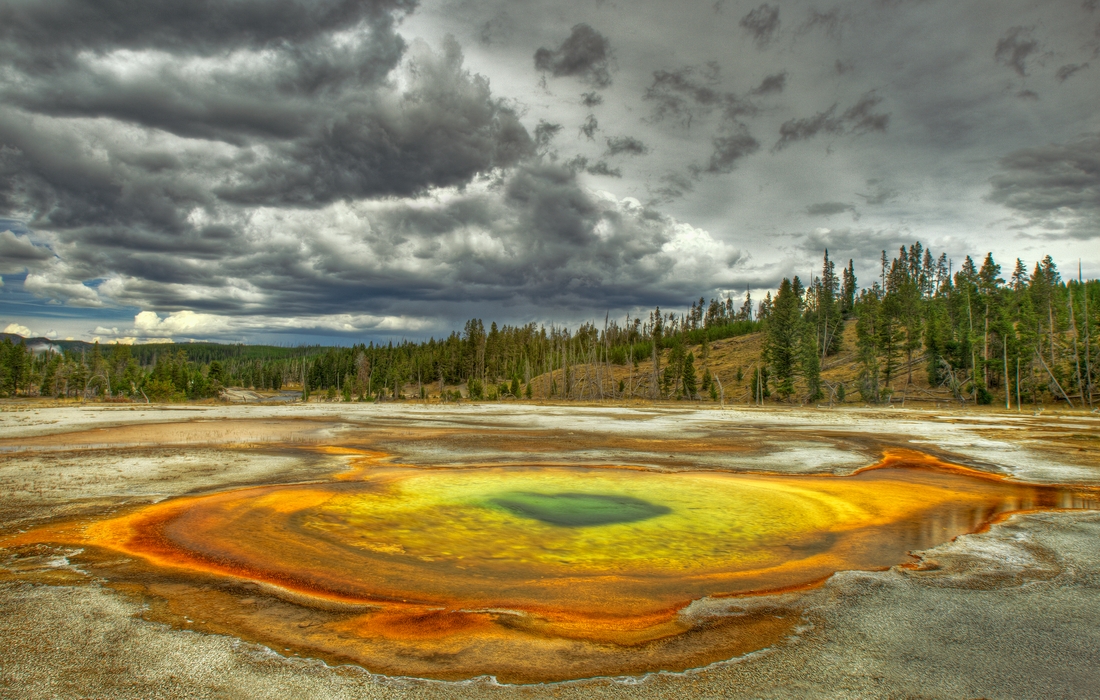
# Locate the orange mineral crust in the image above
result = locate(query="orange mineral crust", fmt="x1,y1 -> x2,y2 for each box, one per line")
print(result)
11,451 -> 1098,683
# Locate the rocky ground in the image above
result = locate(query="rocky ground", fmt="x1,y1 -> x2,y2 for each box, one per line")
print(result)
1,401 -> 1098,699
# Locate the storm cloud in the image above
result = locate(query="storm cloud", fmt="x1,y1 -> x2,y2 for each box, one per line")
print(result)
87,163 -> 744,318
750,71 -> 789,96
995,27 -> 1040,76
773,92 -> 890,150
605,136 -> 649,157
988,133 -> 1100,239
703,130 -> 762,174
0,230 -> 53,273
740,4 -> 781,47
1,0 -> 1098,341
806,202 -> 858,217
1056,63 -> 1089,82
534,24 -> 613,87
642,64 -> 776,177
0,0 -> 741,333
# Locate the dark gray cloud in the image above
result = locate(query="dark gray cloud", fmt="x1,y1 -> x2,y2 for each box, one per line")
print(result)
605,136 -> 648,156
856,180 -> 899,205
0,0 -> 416,69
586,161 -> 622,178
806,202 -> 858,216
581,91 -> 604,108
987,133 -> 1100,239
3,0 -> 1098,338
215,39 -> 533,206
1056,62 -> 1089,81
1,31 -> 408,145
773,91 -> 889,150
1,0 -> 533,211
751,71 -> 789,96
642,63 -> 782,181
842,92 -> 891,133
799,7 -> 844,38
702,130 -> 761,173
644,65 -> 766,128
535,120 -> 564,150
0,2 -> 560,319
0,108 -> 215,244
740,4 -> 781,47
0,230 -> 53,273
775,107 -> 845,148
534,24 -> 612,87
477,10 -> 514,46
100,163 -> 739,315
995,26 -> 1040,76
580,114 -> 599,140
651,172 -> 696,203
645,67 -> 725,128
795,227 -> 925,277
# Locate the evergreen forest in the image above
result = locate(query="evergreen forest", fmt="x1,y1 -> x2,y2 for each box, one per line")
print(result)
1,243 -> 1096,409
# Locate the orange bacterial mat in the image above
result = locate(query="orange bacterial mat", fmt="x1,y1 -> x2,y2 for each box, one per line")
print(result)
8,449 -> 1097,683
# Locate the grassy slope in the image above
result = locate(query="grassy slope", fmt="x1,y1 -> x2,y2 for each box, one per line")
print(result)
512,320 -> 965,406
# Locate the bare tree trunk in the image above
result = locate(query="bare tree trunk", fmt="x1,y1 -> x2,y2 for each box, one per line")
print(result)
1016,357 -> 1021,412
628,345 -> 633,398
1082,268 -> 1094,407
651,342 -> 659,399
1049,301 -> 1057,371
1003,338 -> 1010,409
1036,350 -> 1074,407
1068,290 -> 1086,406
966,291 -> 977,398
983,304 -> 989,386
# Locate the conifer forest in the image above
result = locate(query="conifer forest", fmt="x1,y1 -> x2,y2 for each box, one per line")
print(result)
1,243 -> 1095,409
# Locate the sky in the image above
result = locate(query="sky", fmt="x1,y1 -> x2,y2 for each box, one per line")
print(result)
1,0 -> 1098,345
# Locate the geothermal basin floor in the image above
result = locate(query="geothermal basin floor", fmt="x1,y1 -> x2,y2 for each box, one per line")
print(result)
1,402 -> 1099,698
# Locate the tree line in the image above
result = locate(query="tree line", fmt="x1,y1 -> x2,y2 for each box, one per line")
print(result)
758,244 -> 1097,408
0,242 -> 1095,408
0,299 -> 760,401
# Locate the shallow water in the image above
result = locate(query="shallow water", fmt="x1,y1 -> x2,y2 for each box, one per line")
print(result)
487,491 -> 672,526
10,449 -> 1098,683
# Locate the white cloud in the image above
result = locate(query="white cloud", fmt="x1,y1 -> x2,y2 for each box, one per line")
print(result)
3,323 -> 34,336
121,309 -> 435,340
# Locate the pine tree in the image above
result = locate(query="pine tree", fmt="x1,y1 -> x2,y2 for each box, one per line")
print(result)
817,249 -> 843,357
738,288 -> 754,321
681,352 -> 697,399
764,278 -> 802,400
841,259 -> 857,315
855,289 -> 883,403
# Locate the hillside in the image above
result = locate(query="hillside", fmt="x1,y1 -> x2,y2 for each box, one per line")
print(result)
408,320 -> 974,407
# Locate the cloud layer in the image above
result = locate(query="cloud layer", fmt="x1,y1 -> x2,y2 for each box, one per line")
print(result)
2,0 -> 1099,341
